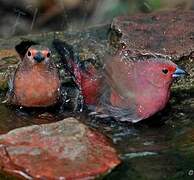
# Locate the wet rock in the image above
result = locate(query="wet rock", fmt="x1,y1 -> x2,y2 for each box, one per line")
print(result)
110,11 -> 194,56
0,117 -> 120,179
0,49 -> 19,91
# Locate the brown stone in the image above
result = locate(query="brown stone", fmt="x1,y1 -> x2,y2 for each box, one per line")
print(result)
111,11 -> 194,56
0,118 -> 120,179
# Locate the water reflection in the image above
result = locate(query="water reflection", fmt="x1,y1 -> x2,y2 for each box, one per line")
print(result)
0,85 -> 193,179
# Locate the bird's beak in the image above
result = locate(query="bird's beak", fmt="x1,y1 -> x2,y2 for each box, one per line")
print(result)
34,52 -> 45,63
172,67 -> 188,78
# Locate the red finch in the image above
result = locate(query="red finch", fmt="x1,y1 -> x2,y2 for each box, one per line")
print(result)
98,49 -> 187,122
53,40 -> 187,122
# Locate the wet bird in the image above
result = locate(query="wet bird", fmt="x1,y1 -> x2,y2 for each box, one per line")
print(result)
53,40 -> 187,123
98,49 -> 188,122
8,41 -> 60,107
53,39 -> 101,108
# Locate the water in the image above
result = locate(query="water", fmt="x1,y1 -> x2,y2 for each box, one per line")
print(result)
82,87 -> 194,179
0,88 -> 193,179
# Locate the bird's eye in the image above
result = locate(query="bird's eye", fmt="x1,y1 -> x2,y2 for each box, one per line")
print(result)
27,51 -> 31,57
162,69 -> 168,74
47,52 -> 51,58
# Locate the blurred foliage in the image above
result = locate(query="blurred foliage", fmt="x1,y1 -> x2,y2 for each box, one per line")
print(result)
0,0 -> 193,37
146,0 -> 161,10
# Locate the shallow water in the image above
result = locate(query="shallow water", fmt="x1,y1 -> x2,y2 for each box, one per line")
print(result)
0,87 -> 194,179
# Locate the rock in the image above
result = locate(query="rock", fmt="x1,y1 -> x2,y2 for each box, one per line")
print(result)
110,11 -> 194,56
0,117 -> 120,179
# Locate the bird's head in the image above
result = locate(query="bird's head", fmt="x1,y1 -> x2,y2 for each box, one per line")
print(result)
24,45 -> 51,66
136,57 -> 187,88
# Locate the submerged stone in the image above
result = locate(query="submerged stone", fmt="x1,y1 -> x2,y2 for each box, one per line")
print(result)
0,117 -> 120,179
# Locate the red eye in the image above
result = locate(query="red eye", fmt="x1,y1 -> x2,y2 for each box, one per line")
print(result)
28,51 -> 31,57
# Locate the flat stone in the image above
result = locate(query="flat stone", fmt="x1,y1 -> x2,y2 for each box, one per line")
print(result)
0,117 -> 120,179
111,11 -> 194,56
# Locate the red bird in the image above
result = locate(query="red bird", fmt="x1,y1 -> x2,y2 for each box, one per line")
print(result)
8,43 -> 60,107
98,49 -> 187,122
53,40 -> 187,122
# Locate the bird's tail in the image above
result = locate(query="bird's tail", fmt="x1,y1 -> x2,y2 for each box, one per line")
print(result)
53,39 -> 85,111
52,39 -> 82,90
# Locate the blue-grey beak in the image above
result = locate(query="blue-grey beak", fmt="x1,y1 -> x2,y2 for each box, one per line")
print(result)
34,52 -> 45,63
172,67 -> 188,78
